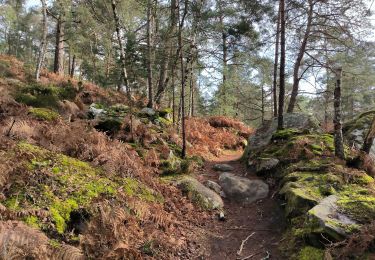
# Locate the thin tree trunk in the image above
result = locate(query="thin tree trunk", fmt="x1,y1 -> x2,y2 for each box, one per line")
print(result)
172,66 -> 176,124
287,0 -> 314,113
278,0 -> 286,130
70,54 -> 75,78
147,0 -> 154,108
272,1 -> 281,118
334,68 -> 345,159
362,116 -> 375,154
111,0 -> 130,93
35,0 -> 47,81
54,17 -> 65,75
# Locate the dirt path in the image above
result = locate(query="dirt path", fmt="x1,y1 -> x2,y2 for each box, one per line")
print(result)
197,151 -> 286,260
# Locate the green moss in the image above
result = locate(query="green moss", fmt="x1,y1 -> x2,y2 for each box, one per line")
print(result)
298,247 -> 324,260
337,185 -> 375,223
123,178 -> 163,203
7,142 -> 163,235
272,128 -> 303,140
4,197 -> 21,210
29,107 -> 59,121
24,216 -> 40,228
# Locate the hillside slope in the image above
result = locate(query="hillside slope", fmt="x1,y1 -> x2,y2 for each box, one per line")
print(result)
0,55 -> 252,259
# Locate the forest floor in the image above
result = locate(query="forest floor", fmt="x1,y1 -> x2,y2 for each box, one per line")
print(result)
197,151 -> 286,260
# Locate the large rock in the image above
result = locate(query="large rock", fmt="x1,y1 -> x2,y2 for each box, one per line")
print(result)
213,164 -> 234,172
256,158 -> 280,174
308,195 -> 359,240
343,111 -> 375,156
243,113 -> 319,159
219,173 -> 269,203
140,107 -> 156,117
177,177 -> 224,209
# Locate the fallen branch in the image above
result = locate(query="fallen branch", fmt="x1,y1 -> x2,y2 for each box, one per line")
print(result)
237,232 -> 255,256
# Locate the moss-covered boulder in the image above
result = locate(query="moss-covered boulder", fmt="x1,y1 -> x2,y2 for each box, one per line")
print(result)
243,113 -> 319,161
177,177 -> 224,210
308,195 -> 359,241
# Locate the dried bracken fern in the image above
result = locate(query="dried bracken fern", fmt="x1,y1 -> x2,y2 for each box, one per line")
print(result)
0,221 -> 49,259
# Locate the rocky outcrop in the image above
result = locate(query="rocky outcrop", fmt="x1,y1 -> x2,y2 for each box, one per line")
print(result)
219,173 -> 269,203
177,177 -> 224,210
343,110 -> 375,156
243,113 -> 319,160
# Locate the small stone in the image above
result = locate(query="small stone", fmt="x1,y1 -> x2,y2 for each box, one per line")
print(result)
218,212 -> 225,221
213,164 -> 234,172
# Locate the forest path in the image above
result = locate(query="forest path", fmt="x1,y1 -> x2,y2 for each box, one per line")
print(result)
197,151 -> 286,260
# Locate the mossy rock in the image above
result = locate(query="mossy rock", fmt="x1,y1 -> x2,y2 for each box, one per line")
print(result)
177,177 -> 223,210
29,108 -> 59,121
272,128 -> 304,140
3,142 -> 163,235
15,83 -> 77,109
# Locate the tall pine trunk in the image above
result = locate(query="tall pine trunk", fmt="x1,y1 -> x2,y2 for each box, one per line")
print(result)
35,0 -> 47,81
278,0 -> 286,130
287,0 -> 314,113
272,1 -> 281,118
334,68 -> 345,159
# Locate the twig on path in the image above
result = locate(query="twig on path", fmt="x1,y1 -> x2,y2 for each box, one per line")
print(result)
238,251 -> 262,260
237,232 -> 256,256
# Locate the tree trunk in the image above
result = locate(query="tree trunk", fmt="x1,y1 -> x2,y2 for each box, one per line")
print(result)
111,0 -> 130,93
362,116 -> 375,154
287,0 -> 314,113
155,0 -> 178,105
70,54 -> 76,78
272,1 -> 281,118
278,0 -> 286,130
334,68 -> 345,159
54,17 -> 65,75
35,0 -> 47,81
147,0 -> 154,108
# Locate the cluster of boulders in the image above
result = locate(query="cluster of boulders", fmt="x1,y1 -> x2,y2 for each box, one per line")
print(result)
243,113 -> 375,257
176,162 -> 269,214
